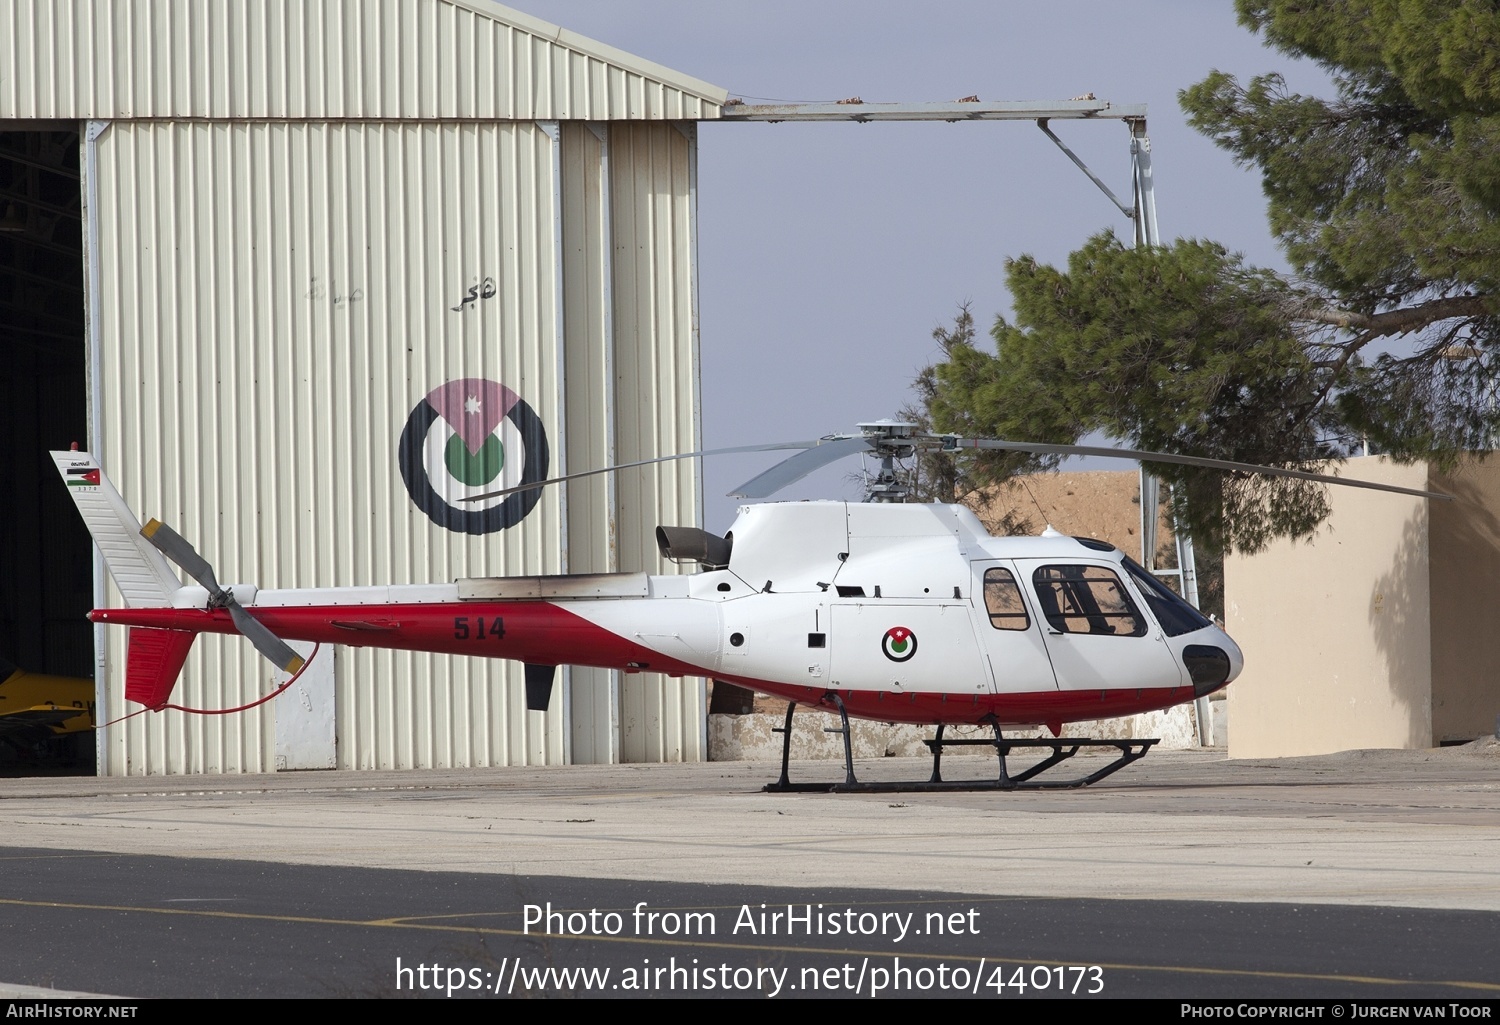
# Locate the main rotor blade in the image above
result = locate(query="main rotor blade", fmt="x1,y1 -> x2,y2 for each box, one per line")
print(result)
459,440 -> 822,503
728,436 -> 876,498
226,603 -> 307,674
949,438 -> 1453,501
141,519 -> 222,591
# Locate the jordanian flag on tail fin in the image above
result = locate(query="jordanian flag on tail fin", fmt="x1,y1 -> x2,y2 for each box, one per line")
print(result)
66,468 -> 101,487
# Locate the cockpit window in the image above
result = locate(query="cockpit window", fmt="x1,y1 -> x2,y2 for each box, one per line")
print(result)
982,568 -> 1029,631
1121,556 -> 1213,637
1032,565 -> 1147,637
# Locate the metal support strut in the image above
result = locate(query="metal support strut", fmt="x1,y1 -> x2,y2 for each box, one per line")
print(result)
764,702 -> 1159,793
766,695 -> 861,793
923,725 -> 1157,791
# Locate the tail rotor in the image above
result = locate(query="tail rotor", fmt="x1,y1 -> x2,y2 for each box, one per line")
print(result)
140,519 -> 306,675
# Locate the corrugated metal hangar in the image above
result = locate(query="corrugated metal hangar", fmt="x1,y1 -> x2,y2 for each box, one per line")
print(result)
1,0 -> 726,775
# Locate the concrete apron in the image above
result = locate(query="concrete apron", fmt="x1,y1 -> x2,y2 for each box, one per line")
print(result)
1,741 -> 1498,912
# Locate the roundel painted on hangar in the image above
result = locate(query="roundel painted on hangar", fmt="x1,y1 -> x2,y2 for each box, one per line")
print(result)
398,378 -> 550,535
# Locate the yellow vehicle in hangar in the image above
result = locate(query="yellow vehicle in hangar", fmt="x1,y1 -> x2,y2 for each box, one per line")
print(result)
0,654 -> 94,769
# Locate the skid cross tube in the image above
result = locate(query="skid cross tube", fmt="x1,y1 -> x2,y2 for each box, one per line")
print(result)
923,733 -> 1160,791
764,703 -> 1160,793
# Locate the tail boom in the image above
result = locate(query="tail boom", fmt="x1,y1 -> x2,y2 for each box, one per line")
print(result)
91,601 -> 711,678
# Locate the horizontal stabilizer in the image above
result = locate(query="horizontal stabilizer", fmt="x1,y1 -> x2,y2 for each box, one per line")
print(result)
125,628 -> 196,709
50,451 -> 182,607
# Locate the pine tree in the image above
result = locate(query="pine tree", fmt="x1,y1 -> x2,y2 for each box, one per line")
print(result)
919,1 -> 1500,555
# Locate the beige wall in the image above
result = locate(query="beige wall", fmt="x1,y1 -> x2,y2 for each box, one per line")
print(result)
1226,456 -> 1500,757
1429,460 -> 1500,742
1227,458 -> 1432,757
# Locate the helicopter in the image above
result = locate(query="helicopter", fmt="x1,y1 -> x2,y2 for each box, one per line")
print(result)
50,423 -> 1448,791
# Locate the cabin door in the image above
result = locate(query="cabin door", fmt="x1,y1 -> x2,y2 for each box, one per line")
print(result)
969,561 -> 1060,694
1013,559 -> 1185,692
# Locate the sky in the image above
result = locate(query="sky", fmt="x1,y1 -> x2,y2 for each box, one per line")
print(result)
510,1 -> 1330,531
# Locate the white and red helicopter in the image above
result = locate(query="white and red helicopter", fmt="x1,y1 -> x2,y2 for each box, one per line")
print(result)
51,423 -> 1447,791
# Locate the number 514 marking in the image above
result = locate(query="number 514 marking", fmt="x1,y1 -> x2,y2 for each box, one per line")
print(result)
454,616 -> 505,641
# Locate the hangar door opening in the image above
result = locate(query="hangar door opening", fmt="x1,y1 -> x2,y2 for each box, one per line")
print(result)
0,126 -> 94,774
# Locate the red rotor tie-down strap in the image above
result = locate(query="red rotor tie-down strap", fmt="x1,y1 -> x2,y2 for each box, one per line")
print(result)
99,643 -> 322,726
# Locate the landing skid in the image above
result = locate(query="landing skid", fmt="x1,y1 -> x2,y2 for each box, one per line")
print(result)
761,698 -> 1159,793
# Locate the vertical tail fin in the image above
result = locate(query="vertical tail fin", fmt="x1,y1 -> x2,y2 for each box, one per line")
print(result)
124,627 -> 196,709
50,451 -> 182,608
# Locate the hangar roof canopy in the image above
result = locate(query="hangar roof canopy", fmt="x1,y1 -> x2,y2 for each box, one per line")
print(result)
0,0 -> 729,122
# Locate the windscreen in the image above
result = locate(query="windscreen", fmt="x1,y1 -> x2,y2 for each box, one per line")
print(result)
1121,556 -> 1213,637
